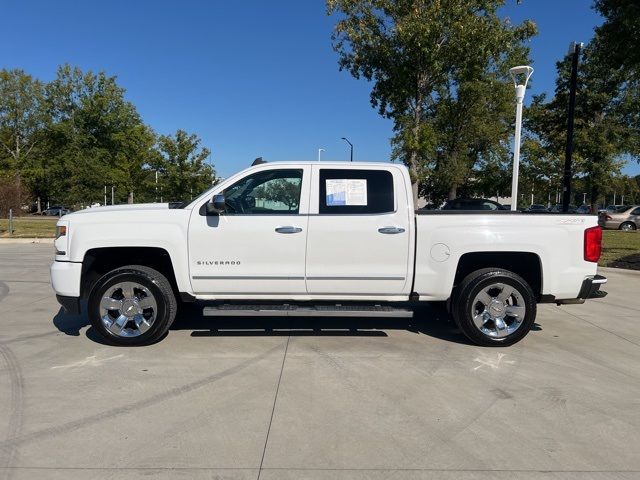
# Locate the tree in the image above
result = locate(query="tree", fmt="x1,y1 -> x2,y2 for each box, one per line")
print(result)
593,0 -> 640,73
43,65 -> 157,206
327,0 -> 536,201
0,69 -> 46,210
155,130 -> 215,202
522,44 -> 639,210
254,179 -> 301,210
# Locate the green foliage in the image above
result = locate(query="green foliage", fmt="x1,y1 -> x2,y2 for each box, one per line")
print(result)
328,0 -> 536,201
155,130 -> 214,203
253,179 -> 301,210
522,43 -> 638,208
593,0 -> 640,73
0,65 -> 215,210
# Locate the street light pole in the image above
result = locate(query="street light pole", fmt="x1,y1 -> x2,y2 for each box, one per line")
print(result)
508,65 -> 534,211
562,41 -> 583,213
318,148 -> 325,161
341,137 -> 353,162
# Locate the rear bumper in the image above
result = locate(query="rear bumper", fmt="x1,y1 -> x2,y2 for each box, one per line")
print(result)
555,275 -> 608,305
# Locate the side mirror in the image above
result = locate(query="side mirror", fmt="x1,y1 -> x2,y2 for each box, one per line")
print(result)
206,194 -> 226,215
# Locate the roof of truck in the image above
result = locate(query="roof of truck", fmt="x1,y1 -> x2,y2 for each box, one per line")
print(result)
253,161 -> 402,168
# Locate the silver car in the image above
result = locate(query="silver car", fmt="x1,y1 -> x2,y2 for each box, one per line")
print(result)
598,205 -> 640,231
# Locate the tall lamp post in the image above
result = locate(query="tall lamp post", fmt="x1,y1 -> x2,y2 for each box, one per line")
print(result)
318,148 -> 325,161
508,65 -> 534,211
341,137 -> 353,162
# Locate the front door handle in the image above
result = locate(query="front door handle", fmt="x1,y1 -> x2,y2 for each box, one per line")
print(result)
378,226 -> 405,234
275,226 -> 303,234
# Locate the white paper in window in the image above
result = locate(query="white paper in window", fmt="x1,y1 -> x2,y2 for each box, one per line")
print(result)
326,179 -> 367,206
346,179 -> 367,205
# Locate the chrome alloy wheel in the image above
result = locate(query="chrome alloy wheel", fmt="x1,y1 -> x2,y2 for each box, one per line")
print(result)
621,223 -> 636,232
99,281 -> 158,337
470,282 -> 526,339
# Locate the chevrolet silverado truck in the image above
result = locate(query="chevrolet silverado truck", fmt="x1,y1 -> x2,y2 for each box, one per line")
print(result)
51,161 -> 607,347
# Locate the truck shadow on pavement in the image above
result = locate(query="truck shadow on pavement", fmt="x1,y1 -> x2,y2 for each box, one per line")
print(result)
52,302 -> 531,347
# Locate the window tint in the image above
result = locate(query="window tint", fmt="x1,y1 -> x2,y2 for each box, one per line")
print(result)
319,169 -> 394,214
631,207 -> 640,215
223,169 -> 303,215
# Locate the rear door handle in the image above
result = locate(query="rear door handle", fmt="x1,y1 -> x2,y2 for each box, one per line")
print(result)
275,226 -> 303,234
378,226 -> 405,234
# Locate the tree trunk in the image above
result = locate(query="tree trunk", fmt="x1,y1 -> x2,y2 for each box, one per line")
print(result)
128,192 -> 134,204
448,184 -> 457,200
36,196 -> 41,214
590,181 -> 600,214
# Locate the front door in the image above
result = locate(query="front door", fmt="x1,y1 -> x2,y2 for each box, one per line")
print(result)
305,166 -> 412,296
188,166 -> 310,296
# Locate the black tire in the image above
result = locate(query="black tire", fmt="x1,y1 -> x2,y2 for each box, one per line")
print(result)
88,265 -> 177,346
451,268 -> 536,347
619,222 -> 637,231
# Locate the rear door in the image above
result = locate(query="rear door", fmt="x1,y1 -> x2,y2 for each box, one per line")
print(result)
305,165 -> 412,296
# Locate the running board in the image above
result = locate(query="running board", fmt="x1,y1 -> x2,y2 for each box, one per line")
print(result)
202,304 -> 413,318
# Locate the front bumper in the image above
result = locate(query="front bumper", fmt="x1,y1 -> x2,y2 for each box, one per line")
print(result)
556,275 -> 608,305
50,260 -> 82,297
56,295 -> 81,315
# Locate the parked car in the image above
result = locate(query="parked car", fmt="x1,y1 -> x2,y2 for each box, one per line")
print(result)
576,204 -> 593,214
549,204 -> 577,213
51,161 -> 607,348
526,204 -> 548,212
43,206 -> 71,216
441,198 -> 507,211
598,205 -> 640,231
600,205 -> 630,214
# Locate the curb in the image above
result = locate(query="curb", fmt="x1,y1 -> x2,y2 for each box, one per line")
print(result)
599,266 -> 640,275
0,238 -> 55,244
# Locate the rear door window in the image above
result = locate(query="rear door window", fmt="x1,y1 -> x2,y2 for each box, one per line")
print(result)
319,169 -> 394,214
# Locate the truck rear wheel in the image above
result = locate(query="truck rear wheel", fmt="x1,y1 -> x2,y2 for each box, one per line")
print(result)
451,268 -> 536,347
88,265 -> 177,346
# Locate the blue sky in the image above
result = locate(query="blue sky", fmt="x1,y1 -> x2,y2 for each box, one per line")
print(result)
1,0 -> 637,177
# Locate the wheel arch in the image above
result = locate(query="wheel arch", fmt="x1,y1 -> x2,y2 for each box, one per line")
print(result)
81,247 -> 181,300
453,251 -> 543,299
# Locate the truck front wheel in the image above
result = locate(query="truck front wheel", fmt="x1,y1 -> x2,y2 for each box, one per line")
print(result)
88,265 -> 177,346
451,268 -> 536,347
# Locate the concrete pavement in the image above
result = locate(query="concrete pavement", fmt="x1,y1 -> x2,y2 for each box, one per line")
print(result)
0,244 -> 639,479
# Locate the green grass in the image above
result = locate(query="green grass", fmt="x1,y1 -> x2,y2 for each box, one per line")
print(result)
600,230 -> 640,270
0,217 -> 58,238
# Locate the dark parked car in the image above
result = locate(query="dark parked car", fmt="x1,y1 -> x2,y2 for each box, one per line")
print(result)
526,204 -> 548,212
441,198 -> 507,211
43,206 -> 71,216
549,204 -> 577,213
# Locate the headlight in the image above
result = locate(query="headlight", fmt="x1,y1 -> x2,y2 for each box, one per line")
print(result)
54,222 -> 69,256
55,225 -> 67,240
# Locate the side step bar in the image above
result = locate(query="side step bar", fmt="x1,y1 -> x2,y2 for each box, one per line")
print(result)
202,304 -> 413,318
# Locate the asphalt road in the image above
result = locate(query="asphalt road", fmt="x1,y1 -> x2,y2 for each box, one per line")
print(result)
0,243 -> 639,480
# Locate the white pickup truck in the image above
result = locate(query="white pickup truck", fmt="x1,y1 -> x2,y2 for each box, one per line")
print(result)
51,161 -> 607,347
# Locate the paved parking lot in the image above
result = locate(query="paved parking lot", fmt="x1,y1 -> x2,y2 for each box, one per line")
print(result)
1,243 -> 639,480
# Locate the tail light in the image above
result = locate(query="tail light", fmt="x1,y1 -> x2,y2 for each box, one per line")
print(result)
584,226 -> 602,262
605,215 -> 612,221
